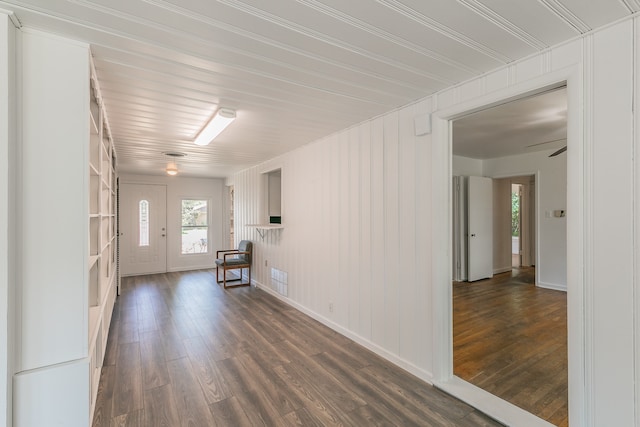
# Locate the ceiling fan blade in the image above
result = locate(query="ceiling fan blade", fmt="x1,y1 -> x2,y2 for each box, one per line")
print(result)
549,146 -> 567,157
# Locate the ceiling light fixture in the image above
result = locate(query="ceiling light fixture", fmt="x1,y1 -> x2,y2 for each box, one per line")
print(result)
194,108 -> 236,146
166,163 -> 178,176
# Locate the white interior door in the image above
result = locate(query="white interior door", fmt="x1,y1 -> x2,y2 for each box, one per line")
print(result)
120,183 -> 167,276
467,176 -> 493,281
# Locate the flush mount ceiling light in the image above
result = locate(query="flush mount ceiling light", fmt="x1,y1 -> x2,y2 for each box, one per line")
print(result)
163,152 -> 185,176
166,163 -> 178,176
194,108 -> 236,146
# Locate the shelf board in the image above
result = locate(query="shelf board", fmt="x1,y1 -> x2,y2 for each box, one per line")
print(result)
247,224 -> 284,229
90,112 -> 99,135
89,305 -> 100,344
89,213 -> 100,218
88,255 -> 99,269
101,241 -> 111,253
247,224 -> 284,240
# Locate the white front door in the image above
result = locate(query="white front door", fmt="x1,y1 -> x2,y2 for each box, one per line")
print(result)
120,184 -> 167,276
467,176 -> 493,281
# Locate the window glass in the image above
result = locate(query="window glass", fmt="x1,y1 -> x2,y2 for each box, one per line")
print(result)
139,200 -> 149,247
182,200 -> 208,254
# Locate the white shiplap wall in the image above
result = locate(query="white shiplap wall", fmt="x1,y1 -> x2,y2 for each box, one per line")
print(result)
232,16 -> 640,426
232,98 -> 433,377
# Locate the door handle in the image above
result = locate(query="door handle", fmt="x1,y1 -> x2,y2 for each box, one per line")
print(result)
471,234 -> 476,237
161,234 -> 166,237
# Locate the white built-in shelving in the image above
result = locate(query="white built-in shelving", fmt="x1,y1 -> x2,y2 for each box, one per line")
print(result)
87,58 -> 118,422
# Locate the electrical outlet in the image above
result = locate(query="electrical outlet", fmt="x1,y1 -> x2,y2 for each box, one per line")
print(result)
329,302 -> 334,312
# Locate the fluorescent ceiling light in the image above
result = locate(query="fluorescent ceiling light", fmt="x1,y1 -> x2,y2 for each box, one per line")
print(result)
194,108 -> 236,146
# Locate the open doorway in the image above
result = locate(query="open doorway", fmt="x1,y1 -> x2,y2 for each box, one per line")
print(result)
450,87 -> 568,425
512,183 -> 522,267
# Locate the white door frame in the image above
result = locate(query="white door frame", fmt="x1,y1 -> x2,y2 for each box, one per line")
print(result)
431,67 -> 585,426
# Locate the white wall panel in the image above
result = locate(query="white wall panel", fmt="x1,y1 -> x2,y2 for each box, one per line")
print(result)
370,117 -> 386,349
590,20 -> 635,426
0,14 -> 15,427
348,127 -> 361,333
19,31 -> 89,371
358,122 -> 372,341
636,18 -> 640,427
14,360 -> 89,427
383,111 -> 400,355
398,104 -> 417,363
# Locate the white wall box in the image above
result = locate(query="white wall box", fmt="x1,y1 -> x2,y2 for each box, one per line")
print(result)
13,30 -> 117,426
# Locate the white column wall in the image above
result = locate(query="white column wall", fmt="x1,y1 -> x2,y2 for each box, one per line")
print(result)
0,13 -> 16,427
14,30 -> 91,427
232,17 -> 640,425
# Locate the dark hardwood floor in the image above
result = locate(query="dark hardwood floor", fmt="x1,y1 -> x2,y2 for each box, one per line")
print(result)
453,267 -> 568,426
93,270 -> 501,426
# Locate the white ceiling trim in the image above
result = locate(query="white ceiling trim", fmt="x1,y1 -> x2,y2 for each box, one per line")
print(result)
375,0 -> 512,63
536,0 -> 590,33
457,0 -> 548,50
141,0 -> 452,88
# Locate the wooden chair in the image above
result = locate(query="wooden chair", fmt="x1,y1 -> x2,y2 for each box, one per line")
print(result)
215,240 -> 252,288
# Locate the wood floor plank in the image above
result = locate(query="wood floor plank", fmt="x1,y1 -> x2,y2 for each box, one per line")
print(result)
272,362 -> 357,426
139,331 -> 170,390
166,357 -> 217,427
183,336 -> 233,404
111,342 -> 143,417
233,388 -> 283,426
235,346 -> 304,416
142,384 -> 181,427
109,409 -> 143,427
209,396 -> 253,427
94,270 -> 503,427
91,365 -> 115,427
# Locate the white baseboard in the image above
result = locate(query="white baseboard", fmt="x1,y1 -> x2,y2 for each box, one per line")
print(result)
537,281 -> 567,292
252,280 -> 434,384
493,266 -> 512,274
434,377 -> 554,427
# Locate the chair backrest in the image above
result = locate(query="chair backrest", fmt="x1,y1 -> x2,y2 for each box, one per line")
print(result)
238,240 -> 252,264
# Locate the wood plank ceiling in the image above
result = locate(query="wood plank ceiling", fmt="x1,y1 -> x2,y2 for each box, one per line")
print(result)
1,0 -> 636,177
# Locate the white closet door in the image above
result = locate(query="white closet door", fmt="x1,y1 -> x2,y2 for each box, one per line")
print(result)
120,184 -> 167,275
467,176 -> 493,281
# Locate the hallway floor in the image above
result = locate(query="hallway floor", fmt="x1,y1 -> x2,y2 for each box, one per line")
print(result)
92,270 -> 502,426
453,268 -> 568,426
